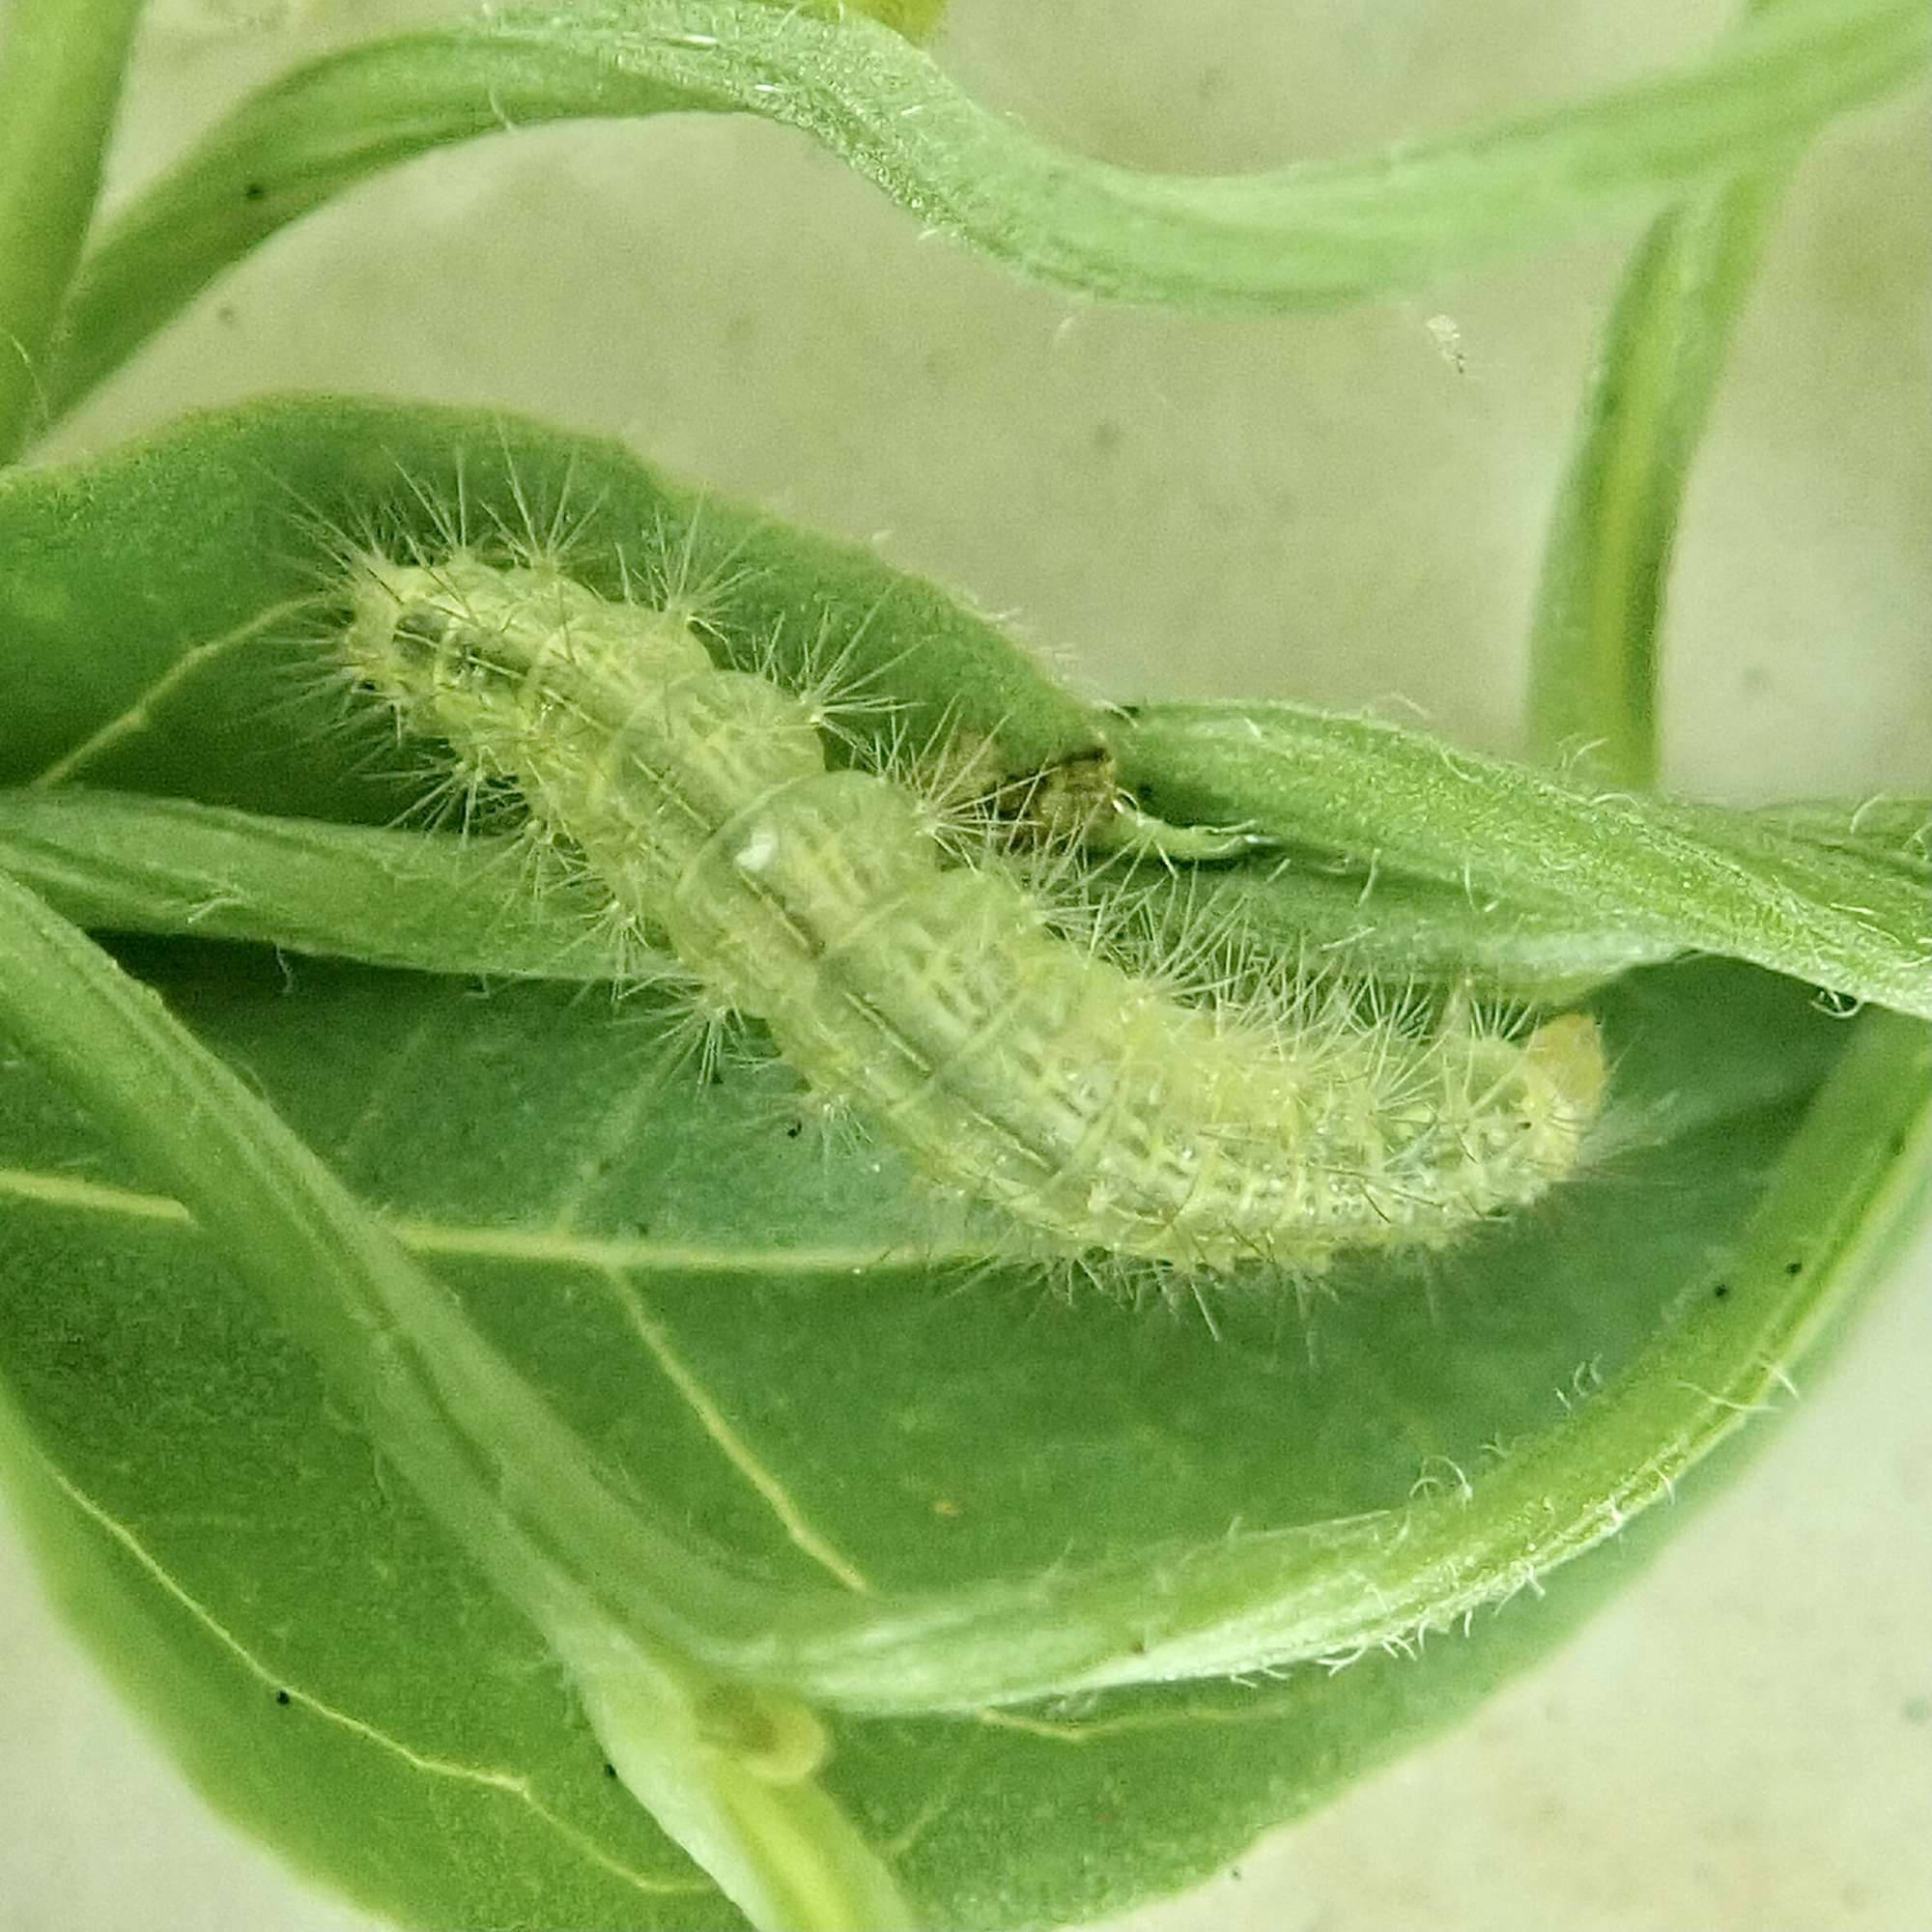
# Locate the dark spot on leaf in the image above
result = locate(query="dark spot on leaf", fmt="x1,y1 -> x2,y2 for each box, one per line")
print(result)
1784,1259 -> 1804,1276
785,1122 -> 803,1139
274,1689 -> 292,1707
1712,1282 -> 1730,1300
604,1761 -> 618,1778
243,182 -> 267,203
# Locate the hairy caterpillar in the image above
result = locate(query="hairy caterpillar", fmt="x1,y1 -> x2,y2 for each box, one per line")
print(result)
341,549 -> 1605,1271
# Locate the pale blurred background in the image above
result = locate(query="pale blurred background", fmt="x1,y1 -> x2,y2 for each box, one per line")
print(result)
3,1 -> 1929,1927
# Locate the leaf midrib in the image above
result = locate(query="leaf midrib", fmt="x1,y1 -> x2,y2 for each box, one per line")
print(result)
0,1161 -> 978,1275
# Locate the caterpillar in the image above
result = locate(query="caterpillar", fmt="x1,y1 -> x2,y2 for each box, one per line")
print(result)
342,548 -> 1605,1272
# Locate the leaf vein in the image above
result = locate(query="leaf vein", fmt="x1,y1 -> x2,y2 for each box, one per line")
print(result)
28,1449 -> 707,1898
597,1264 -> 875,1595
30,599 -> 311,787
0,1162 -> 994,1272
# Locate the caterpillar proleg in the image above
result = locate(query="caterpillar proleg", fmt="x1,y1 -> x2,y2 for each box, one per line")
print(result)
343,550 -> 1605,1271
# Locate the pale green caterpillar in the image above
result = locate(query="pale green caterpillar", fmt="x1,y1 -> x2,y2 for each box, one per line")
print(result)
343,551 -> 1605,1271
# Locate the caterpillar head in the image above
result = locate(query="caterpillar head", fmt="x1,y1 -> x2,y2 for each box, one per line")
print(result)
341,549 -> 716,766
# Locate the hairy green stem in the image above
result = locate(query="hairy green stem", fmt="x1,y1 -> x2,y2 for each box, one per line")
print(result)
0,0 -> 144,460
0,784 -> 1664,1000
39,0 -> 1928,428
684,1003 -> 1932,1711
1525,0 -> 1820,787
1108,704 -> 1932,1020
0,787 -> 677,981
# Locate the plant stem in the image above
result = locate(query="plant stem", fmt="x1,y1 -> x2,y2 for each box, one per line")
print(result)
1524,171 -> 1786,786
1521,0 -> 1821,785
36,0 -> 1928,430
1108,703 -> 1932,1021
0,0 -> 144,462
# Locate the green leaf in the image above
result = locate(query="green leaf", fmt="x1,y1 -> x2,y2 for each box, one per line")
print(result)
3,923 -> 1926,1927
0,876 -> 918,1931
0,788 -> 675,983
40,0 -> 1929,426
1111,702 -> 1932,1020
2,399 -> 1929,1928
0,395 -> 1099,814
1753,794 -> 1932,869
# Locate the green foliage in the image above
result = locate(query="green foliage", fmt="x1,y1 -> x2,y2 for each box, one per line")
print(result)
0,6 -> 1925,1931
5,402 -> 1924,1014
0,398 -> 1094,808
2,393 -> 1928,1930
